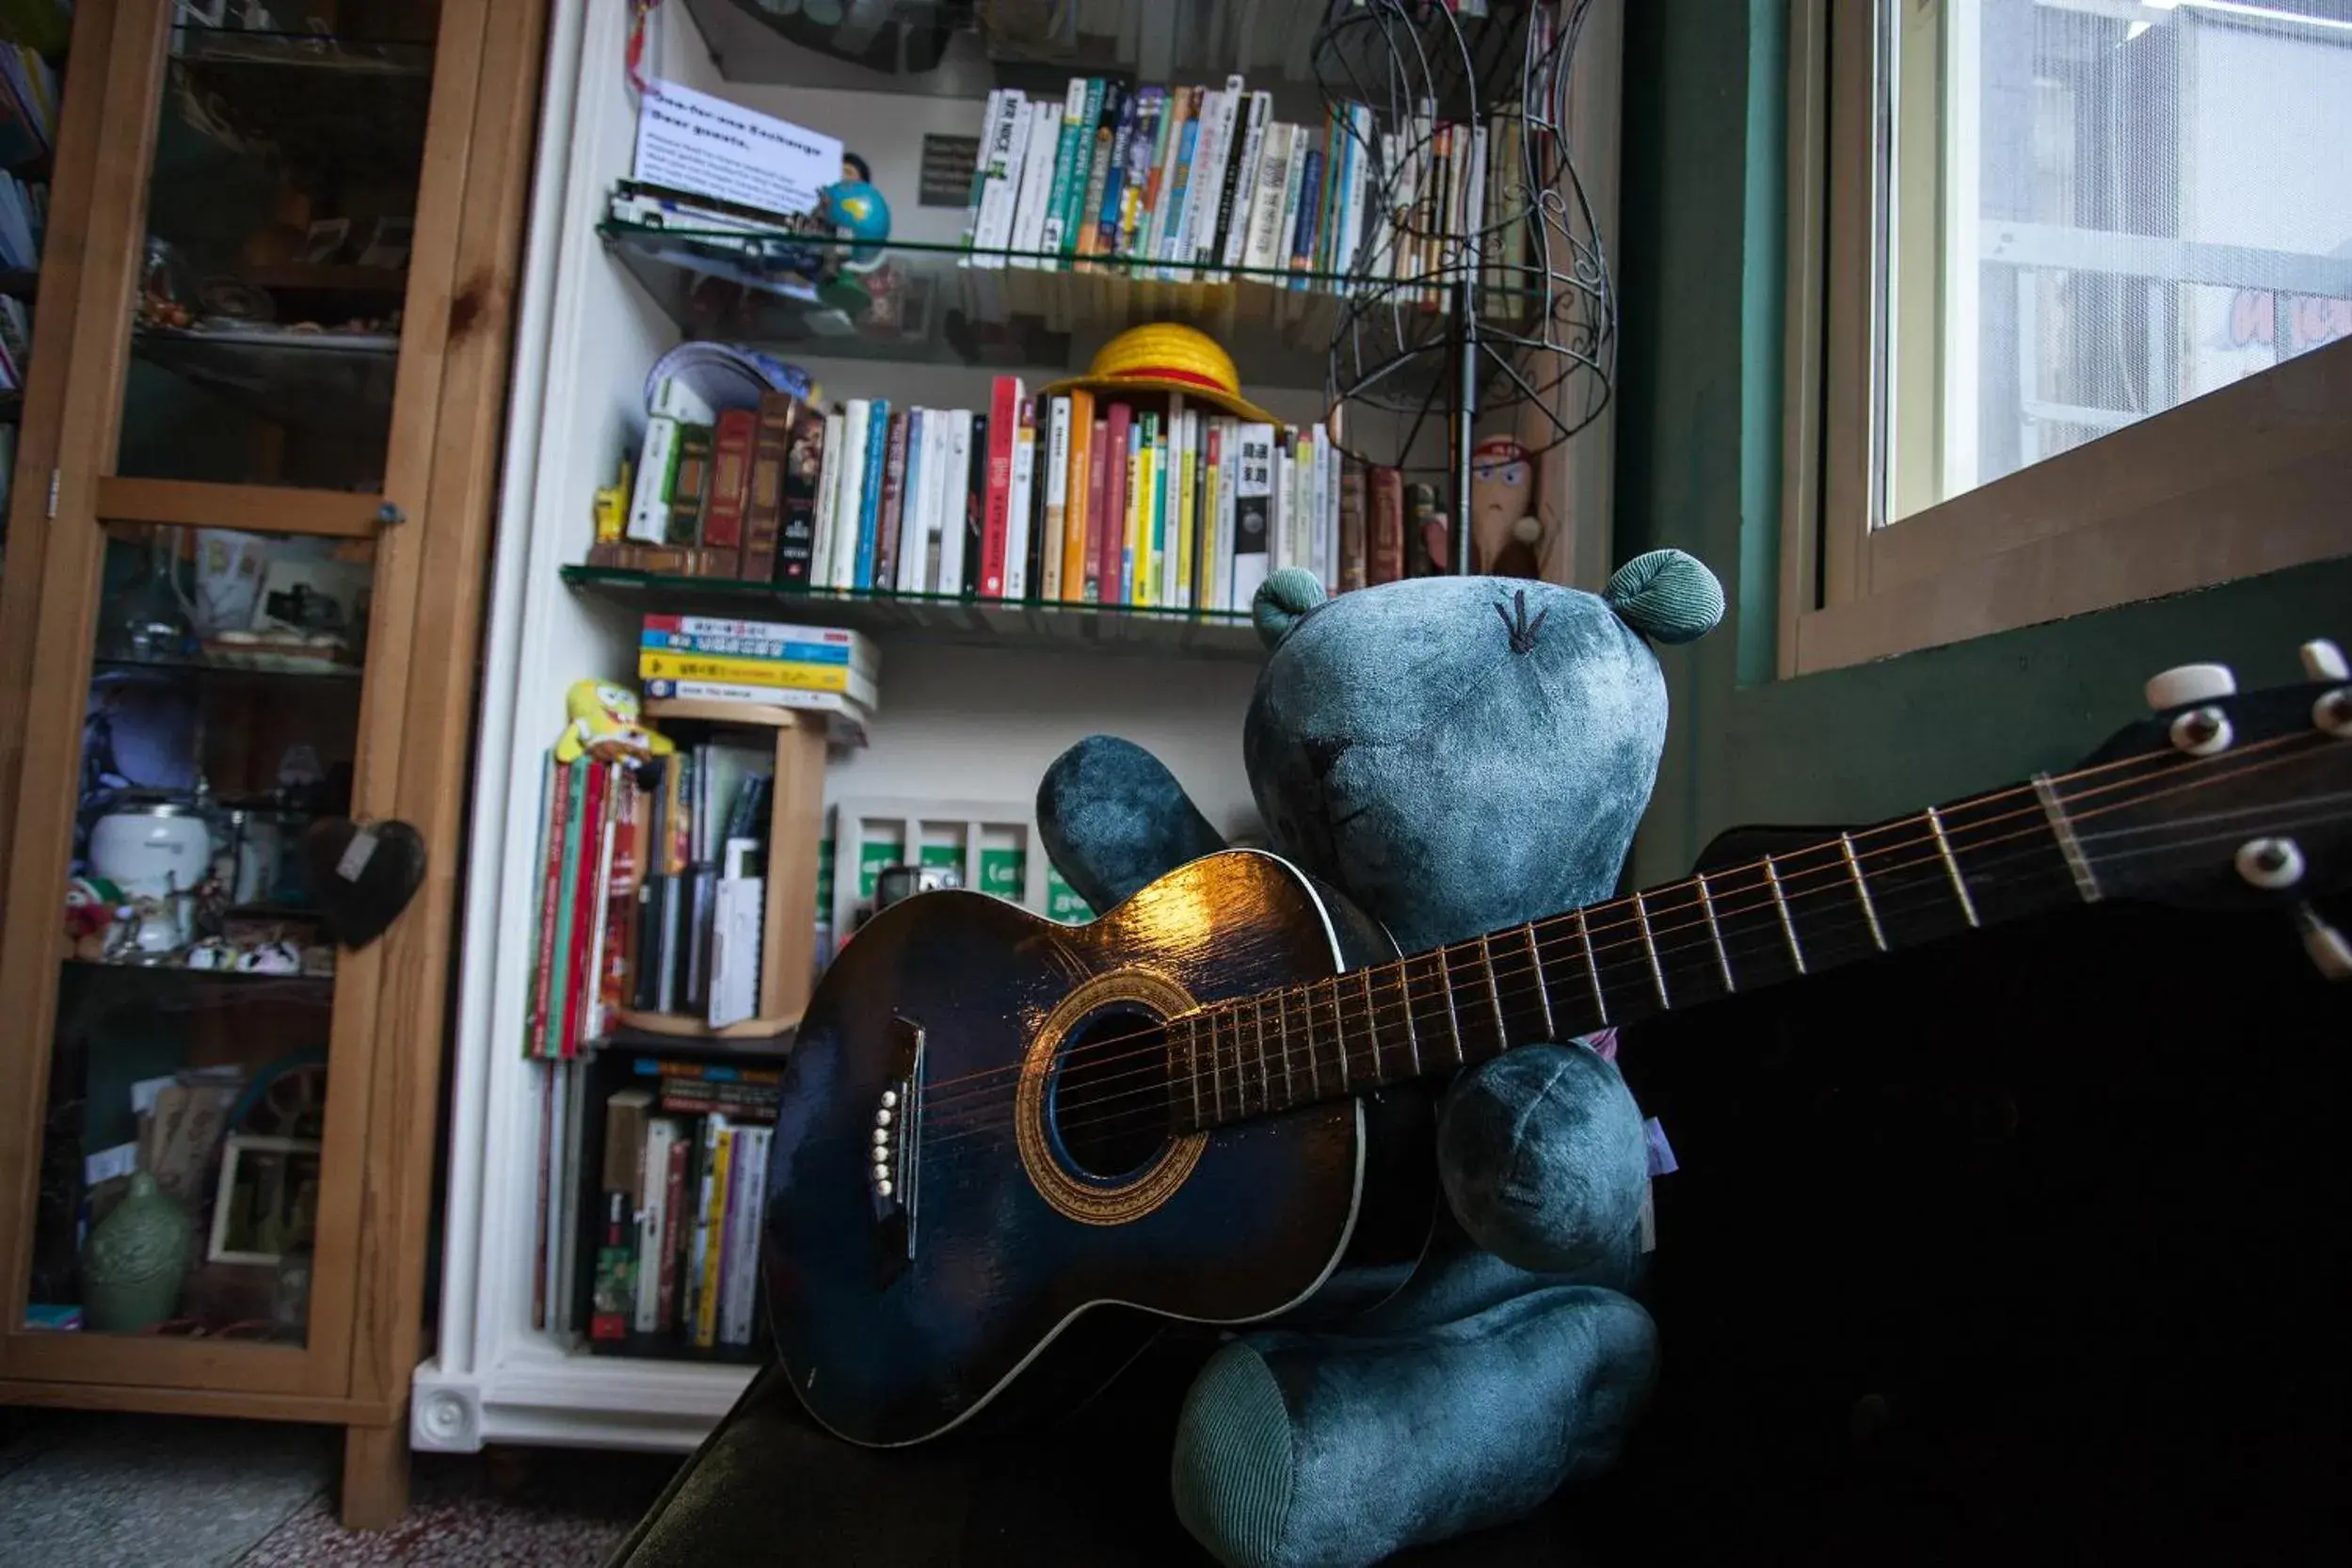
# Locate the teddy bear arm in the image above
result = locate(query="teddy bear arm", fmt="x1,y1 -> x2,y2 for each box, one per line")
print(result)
1036,735 -> 1230,916
1435,1042 -> 1652,1282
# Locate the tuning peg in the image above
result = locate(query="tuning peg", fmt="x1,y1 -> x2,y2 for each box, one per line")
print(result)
2296,904 -> 2352,983
2300,639 -> 2349,681
2145,663 -> 2235,712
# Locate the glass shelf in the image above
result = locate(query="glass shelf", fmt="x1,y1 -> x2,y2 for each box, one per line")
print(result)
562,564 -> 1265,662
128,326 -> 400,445
94,652 -> 364,684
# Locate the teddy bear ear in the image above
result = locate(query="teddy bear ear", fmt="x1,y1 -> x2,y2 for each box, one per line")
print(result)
1253,568 -> 1327,650
1603,550 -> 1725,645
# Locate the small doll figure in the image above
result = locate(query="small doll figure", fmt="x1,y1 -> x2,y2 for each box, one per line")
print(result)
1468,436 -> 1545,579
553,680 -> 676,765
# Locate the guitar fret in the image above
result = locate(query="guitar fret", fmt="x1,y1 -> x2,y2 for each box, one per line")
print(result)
1840,833 -> 1887,952
1430,945 -> 1448,1066
1186,1015 -> 1204,1131
1479,933 -> 1508,1048
1763,855 -> 1806,974
1350,969 -> 1372,1092
1576,908 -> 1608,1025
1524,921 -> 1554,1035
1632,890 -> 1669,1007
2033,774 -> 2104,904
1209,1007 -> 1226,1122
1264,991 -> 1281,1115
1926,805 -> 1980,927
1695,874 -> 1735,992
1289,982 -> 1306,1111
1400,961 -> 1422,1073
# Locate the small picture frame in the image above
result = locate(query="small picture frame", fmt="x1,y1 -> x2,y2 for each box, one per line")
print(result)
206,1133 -> 323,1265
355,216 -> 413,270
300,217 -> 350,265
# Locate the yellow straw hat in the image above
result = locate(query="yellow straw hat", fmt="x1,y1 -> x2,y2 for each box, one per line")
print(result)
1042,321 -> 1283,425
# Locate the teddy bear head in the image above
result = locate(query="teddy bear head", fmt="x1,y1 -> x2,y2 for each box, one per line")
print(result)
1241,552 -> 1723,955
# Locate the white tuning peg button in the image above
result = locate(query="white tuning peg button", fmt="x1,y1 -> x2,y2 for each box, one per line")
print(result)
2145,663 -> 2236,712
2299,639 -> 2349,681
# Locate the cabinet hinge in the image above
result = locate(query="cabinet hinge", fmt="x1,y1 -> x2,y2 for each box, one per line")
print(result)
45,469 -> 58,520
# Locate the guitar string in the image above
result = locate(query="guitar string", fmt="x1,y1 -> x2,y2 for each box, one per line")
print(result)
915,760 -> 2351,1151
893,729 -> 2296,1106
895,729 -> 2319,1112
912,775 -> 2349,1155
905,736 -> 2336,1136
898,732 -> 2328,1120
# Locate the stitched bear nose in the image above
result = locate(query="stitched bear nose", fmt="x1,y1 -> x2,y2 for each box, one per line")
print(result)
1492,589 -> 1548,654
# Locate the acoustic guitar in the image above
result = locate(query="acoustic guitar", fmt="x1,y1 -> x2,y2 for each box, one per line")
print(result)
761,653 -> 2352,1447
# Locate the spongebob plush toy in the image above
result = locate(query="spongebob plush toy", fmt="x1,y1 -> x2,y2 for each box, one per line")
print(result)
553,679 -> 675,765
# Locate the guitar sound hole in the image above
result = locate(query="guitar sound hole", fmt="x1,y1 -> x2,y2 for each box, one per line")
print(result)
1051,1004 -> 1174,1180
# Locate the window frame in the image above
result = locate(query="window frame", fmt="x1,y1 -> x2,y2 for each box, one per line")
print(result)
1779,0 -> 2352,678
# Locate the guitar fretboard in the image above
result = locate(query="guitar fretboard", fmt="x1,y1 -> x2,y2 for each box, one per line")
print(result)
1163,777 -> 2095,1134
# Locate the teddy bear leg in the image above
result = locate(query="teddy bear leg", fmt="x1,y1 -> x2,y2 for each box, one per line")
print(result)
1171,1285 -> 1658,1568
1437,1041 -> 1651,1283
1036,734 -> 1230,914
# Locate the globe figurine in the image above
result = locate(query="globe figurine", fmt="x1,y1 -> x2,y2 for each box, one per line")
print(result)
822,152 -> 891,272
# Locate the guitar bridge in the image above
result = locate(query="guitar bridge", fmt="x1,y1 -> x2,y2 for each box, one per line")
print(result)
871,1016 -> 923,1284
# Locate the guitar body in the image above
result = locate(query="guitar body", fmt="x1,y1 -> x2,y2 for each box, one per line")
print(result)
762,850 -> 1437,1448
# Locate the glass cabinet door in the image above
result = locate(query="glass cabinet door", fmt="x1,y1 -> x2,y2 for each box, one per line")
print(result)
21,520 -> 373,1345
120,4 -> 440,490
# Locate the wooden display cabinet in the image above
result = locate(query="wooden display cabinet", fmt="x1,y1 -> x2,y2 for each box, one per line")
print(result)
0,0 -> 547,1528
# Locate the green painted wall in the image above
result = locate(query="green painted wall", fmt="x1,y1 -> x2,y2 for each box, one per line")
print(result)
1613,0 -> 2352,887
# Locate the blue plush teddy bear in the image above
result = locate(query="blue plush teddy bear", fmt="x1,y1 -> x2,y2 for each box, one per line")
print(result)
1035,551 -> 1725,1566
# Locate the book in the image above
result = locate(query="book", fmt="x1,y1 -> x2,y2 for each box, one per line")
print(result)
1093,83 -> 1139,263
1241,122 -> 1292,275
1042,77 -> 1092,259
1232,423 -> 1274,607
981,376 -> 1019,597
1008,395 -> 1038,600
874,408 -> 910,591
938,410 -> 973,595
1159,87 -> 1203,279
1008,99 -> 1062,265
1338,455 -> 1368,592
632,1115 -> 681,1332
699,408 -> 757,579
1075,80 -> 1124,269
854,397 -> 890,588
831,399 -> 871,590
719,1125 -> 771,1346
626,416 -> 682,545
1116,88 -> 1164,258
639,652 -> 878,709
1139,86 -> 1186,269
1042,395 -> 1073,601
959,88 -> 1009,254
1102,402 -> 1132,605
893,408 -> 928,593
1218,89 -> 1272,275
1082,415 -> 1111,604
665,424 -> 713,549
741,392 -> 796,582
776,411 -> 825,586
970,88 -> 1029,267
809,410 -> 845,587
1405,480 -> 1440,577
590,1088 -> 652,1341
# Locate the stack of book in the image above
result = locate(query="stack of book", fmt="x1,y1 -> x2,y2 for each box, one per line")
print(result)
0,34 -> 56,174
592,372 -> 1433,607
638,613 -> 878,731
957,63 -> 1545,305
524,756 -> 642,1061
584,1061 -> 778,1354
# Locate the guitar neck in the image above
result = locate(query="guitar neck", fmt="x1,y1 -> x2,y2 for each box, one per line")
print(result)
1168,775 -> 2104,1134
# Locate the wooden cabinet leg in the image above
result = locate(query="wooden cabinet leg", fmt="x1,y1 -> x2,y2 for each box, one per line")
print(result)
340,1420 -> 410,1531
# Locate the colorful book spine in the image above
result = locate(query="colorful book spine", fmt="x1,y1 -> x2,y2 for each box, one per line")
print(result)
1043,77 -> 1091,260
854,399 -> 889,588
700,408 -> 757,579
1232,423 -> 1274,607
981,376 -> 1018,597
1369,465 -> 1405,584
1099,404 -> 1129,604
874,408 -> 909,591
1007,395 -> 1037,600
1042,394 -> 1073,601
894,408 -> 928,592
1159,88 -> 1203,279
1117,88 -> 1165,258
665,424 -> 714,548
809,410 -> 844,587
741,392 -> 796,582
1093,84 -> 1138,262
776,412 -> 825,586
1175,405 -> 1197,610
1075,80 -> 1123,269
1083,414 -> 1110,603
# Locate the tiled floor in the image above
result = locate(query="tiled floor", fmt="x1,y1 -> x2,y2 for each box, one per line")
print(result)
0,1410 -> 681,1566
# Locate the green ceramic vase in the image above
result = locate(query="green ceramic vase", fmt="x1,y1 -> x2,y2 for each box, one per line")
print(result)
81,1171 -> 192,1332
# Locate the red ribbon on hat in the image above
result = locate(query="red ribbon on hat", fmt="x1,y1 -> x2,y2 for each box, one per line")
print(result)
1108,365 -> 1231,394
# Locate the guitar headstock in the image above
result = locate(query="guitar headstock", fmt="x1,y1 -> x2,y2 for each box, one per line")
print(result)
2067,642 -> 2351,978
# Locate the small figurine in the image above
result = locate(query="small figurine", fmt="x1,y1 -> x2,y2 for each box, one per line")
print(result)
553,679 -> 676,765
1468,437 -> 1545,579
821,152 -> 892,274
64,876 -> 128,961
184,937 -> 236,971
234,938 -> 304,976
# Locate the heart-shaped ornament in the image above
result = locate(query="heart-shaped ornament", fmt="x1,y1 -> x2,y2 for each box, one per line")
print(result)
301,818 -> 426,950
